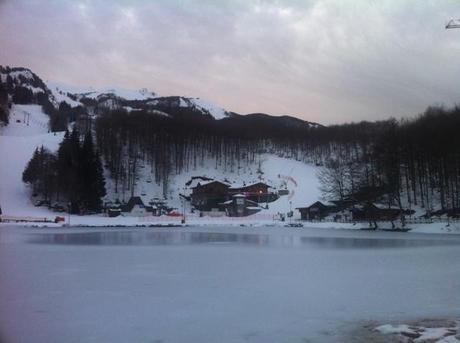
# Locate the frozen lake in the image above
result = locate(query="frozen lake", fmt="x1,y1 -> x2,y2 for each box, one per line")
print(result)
1,226 -> 460,343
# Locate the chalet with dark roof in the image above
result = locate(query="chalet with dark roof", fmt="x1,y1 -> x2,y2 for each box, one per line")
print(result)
191,180 -> 231,211
296,201 -> 338,220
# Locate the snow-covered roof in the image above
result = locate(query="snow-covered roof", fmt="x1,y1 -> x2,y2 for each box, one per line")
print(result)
194,180 -> 231,188
220,200 -> 233,205
296,200 -> 335,210
373,203 -> 401,210
229,181 -> 273,190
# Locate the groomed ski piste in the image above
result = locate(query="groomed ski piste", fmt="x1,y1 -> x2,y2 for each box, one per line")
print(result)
1,103 -> 460,234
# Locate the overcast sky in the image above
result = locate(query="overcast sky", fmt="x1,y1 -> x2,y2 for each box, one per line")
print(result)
1,0 -> 460,124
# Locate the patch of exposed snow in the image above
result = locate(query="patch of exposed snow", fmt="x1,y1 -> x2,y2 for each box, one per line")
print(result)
150,109 -> 170,117
415,327 -> 456,341
46,81 -> 156,101
178,97 -> 188,107
46,81 -> 82,108
24,85 -> 45,94
188,97 -> 229,119
376,324 -> 417,335
376,322 -> 460,343
9,69 -> 35,81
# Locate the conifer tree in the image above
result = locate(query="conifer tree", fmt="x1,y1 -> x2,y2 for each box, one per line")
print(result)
79,132 -> 106,212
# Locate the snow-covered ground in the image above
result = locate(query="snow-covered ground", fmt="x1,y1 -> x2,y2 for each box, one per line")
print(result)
0,105 -> 64,217
1,226 -> 460,343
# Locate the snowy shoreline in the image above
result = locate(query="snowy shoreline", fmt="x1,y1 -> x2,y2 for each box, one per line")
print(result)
2,217 -> 460,235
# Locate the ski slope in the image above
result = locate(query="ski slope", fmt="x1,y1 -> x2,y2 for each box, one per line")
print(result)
0,105 -> 63,217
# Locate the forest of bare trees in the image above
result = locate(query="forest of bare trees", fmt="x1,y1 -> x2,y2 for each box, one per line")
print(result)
96,105 -> 460,214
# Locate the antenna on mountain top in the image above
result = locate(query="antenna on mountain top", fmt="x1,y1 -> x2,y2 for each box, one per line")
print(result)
446,19 -> 460,29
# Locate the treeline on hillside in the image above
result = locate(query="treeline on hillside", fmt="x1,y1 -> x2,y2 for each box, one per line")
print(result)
95,109 -> 325,198
96,105 -> 460,212
0,83 -> 10,124
22,129 -> 106,213
318,106 -> 460,212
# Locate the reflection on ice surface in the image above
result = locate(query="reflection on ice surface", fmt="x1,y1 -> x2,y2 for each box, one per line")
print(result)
27,229 -> 460,249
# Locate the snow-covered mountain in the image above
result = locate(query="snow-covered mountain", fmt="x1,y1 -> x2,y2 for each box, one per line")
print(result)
146,96 -> 230,120
1,66 -> 322,126
0,65 -> 325,219
0,102 -> 321,218
47,81 -> 156,103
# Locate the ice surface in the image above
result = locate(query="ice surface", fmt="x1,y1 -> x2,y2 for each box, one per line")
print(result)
1,226 -> 460,343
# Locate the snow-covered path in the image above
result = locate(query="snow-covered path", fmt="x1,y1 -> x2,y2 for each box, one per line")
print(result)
1,226 -> 460,343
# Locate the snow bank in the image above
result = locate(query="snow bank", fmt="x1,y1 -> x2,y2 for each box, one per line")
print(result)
376,321 -> 460,342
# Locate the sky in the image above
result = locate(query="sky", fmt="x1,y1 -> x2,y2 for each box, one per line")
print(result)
1,0 -> 460,124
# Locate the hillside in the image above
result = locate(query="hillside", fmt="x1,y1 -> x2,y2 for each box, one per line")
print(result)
0,104 -> 322,220
0,67 -> 319,218
0,104 -> 64,217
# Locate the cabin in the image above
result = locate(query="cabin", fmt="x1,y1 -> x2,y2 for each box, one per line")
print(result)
296,201 -> 338,220
228,182 -> 278,203
219,194 -> 261,217
191,180 -> 230,211
122,196 -> 157,217
351,203 -> 412,221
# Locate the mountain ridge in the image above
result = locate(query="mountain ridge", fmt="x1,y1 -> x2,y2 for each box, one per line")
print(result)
0,65 -> 322,128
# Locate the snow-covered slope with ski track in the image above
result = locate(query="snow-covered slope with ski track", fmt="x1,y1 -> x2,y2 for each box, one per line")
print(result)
0,104 -> 322,219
